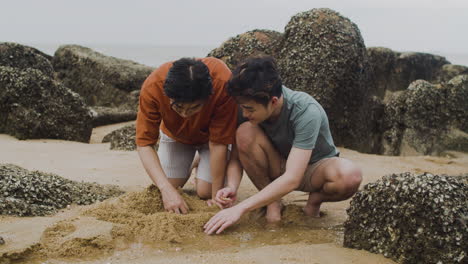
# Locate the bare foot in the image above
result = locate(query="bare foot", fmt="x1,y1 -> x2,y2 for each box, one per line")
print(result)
266,202 -> 283,223
303,204 -> 321,218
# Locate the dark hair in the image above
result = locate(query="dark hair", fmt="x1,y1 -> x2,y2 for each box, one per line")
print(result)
164,58 -> 213,102
227,56 -> 282,106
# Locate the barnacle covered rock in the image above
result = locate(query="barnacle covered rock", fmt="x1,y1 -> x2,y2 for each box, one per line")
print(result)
436,64 -> 468,83
344,172 -> 467,264
0,66 -> 93,142
53,45 -> 152,110
382,75 -> 468,155
0,164 -> 124,216
207,29 -> 282,70
366,47 -> 450,98
277,8 -> 375,153
102,124 -> 144,151
0,42 -> 54,76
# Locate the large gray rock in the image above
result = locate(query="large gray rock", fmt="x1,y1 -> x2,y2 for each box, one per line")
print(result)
0,42 -> 54,76
367,47 -> 450,99
437,64 -> 468,83
381,75 -> 468,155
344,172 -> 467,264
53,45 -> 153,109
0,66 -> 93,142
277,8 -> 374,153
208,29 -> 282,70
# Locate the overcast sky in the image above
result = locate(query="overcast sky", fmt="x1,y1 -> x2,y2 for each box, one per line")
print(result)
1,0 -> 467,55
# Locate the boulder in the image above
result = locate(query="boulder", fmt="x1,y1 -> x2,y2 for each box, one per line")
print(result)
277,8 -> 374,153
53,45 -> 153,109
381,75 -> 468,155
367,47 -> 450,98
436,64 -> 468,83
0,66 -> 93,142
344,172 -> 467,264
0,42 -> 54,76
208,29 -> 282,70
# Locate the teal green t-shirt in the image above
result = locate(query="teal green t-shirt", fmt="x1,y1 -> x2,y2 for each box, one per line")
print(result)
240,86 -> 338,164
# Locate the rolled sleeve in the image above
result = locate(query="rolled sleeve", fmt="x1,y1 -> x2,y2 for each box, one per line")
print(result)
136,84 -> 161,147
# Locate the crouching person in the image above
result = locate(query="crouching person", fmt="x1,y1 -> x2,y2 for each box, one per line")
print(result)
204,57 -> 362,234
136,57 -> 237,214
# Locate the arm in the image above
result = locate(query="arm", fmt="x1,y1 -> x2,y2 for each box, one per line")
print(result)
208,141 -> 229,199
137,145 -> 189,214
137,145 -> 174,193
136,75 -> 189,214
214,145 -> 243,208
225,145 -> 243,191
204,147 -> 312,234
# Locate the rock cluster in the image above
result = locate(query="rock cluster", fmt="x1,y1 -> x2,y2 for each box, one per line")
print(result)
382,75 -> 468,155
208,9 -> 468,156
0,164 -> 124,216
344,172 -> 467,264
367,47 -> 450,97
0,42 -> 150,141
209,9 -> 375,152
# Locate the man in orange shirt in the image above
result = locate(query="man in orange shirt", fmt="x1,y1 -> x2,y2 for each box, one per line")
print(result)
136,57 -> 238,214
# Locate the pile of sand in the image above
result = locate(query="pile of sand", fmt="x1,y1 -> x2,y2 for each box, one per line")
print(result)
37,219 -> 115,259
1,184 -> 338,263
85,185 -> 220,243
84,185 -> 336,246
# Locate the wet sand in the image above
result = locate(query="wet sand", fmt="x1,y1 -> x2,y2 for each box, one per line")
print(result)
1,122 -> 467,263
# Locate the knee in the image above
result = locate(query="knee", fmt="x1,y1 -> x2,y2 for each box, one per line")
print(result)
196,188 -> 211,200
236,122 -> 258,153
338,165 -> 362,196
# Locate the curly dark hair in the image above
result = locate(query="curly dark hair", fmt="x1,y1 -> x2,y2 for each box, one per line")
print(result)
227,56 -> 282,106
164,58 -> 213,102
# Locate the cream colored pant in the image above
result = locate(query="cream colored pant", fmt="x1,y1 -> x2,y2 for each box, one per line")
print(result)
157,130 -> 212,183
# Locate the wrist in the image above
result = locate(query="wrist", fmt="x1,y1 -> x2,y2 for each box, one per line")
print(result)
237,203 -> 249,215
159,184 -> 176,194
226,183 -> 238,192
211,182 -> 223,197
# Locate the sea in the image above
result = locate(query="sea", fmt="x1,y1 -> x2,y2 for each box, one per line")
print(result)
30,43 -> 468,68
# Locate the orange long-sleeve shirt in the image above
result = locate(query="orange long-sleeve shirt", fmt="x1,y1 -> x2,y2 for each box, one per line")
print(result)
136,57 -> 237,146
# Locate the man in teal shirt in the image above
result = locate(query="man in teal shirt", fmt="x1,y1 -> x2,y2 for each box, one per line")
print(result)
204,56 -> 362,234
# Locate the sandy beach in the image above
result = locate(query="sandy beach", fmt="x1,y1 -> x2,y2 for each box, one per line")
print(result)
1,122 -> 467,263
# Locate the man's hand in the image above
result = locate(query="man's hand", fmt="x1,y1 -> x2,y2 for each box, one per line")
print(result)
204,206 -> 243,235
161,188 -> 189,214
214,187 -> 237,208
206,199 -> 222,208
